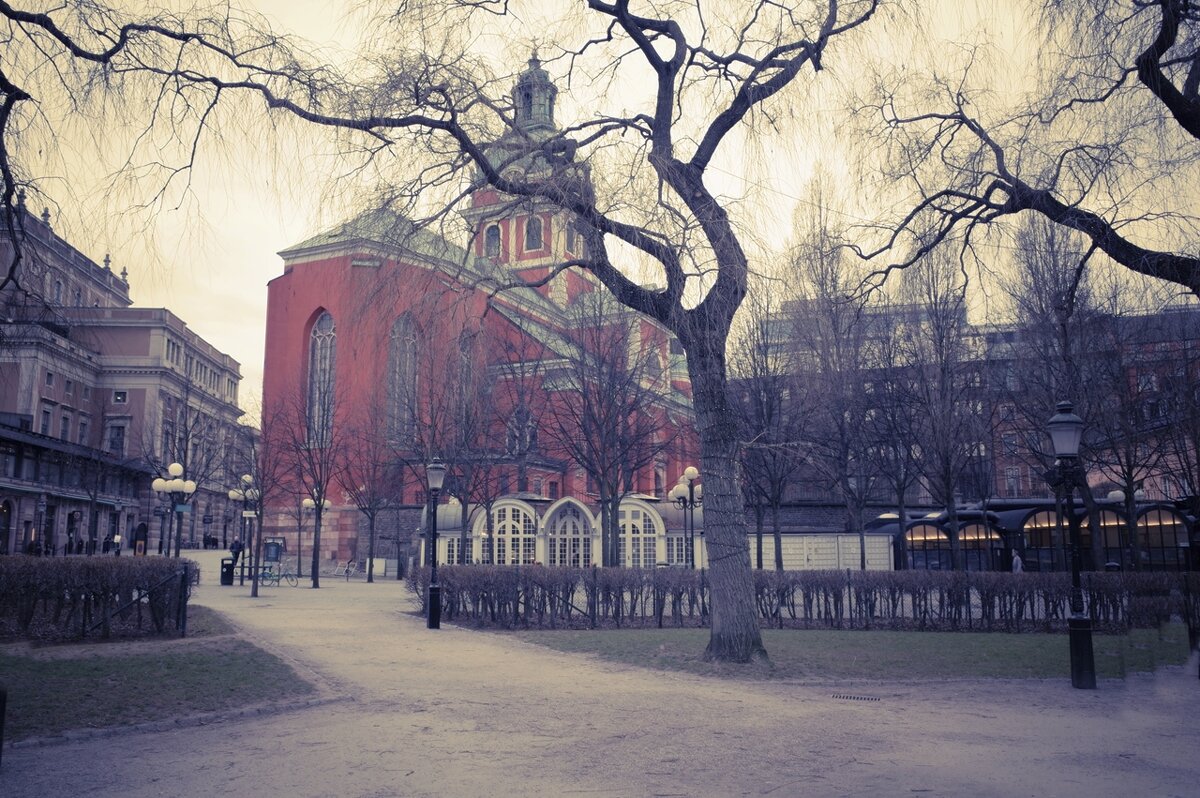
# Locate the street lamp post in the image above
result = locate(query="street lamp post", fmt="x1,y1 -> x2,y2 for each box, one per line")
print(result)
112,503 -> 122,556
669,466 -> 702,569
425,459 -> 447,629
152,462 -> 197,558
228,475 -> 259,586
1044,401 -> 1097,690
301,497 -> 331,580
34,495 -> 47,555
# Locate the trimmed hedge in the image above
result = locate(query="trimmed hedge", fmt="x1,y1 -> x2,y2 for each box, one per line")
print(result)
0,555 -> 197,642
407,565 -> 1200,636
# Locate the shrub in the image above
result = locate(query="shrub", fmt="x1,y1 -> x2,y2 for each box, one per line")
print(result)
405,565 -> 1195,635
0,555 -> 196,642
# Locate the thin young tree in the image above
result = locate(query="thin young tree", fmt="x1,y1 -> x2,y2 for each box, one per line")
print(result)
338,396 -> 402,582
543,291 -> 676,568
728,286 -> 807,571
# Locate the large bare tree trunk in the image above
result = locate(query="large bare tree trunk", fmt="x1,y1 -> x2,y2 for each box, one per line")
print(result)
689,346 -> 766,663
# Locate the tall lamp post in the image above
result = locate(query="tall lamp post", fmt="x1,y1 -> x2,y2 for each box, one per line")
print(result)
668,466 -> 702,569
1044,401 -> 1097,690
228,475 -> 259,586
425,458 -> 447,629
152,462 -> 196,558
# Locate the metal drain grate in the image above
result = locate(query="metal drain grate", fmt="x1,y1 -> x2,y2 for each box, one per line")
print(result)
831,694 -> 881,702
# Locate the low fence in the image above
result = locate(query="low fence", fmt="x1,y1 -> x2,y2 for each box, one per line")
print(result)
407,565 -> 1200,636
0,555 -> 196,642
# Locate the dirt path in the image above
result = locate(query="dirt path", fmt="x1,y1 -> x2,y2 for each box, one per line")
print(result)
2,551 -> 1197,797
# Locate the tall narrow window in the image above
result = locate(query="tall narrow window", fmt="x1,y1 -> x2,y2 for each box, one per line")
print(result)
388,314 -> 418,439
524,216 -> 543,251
107,425 -> 126,456
484,224 -> 501,258
307,312 -> 337,446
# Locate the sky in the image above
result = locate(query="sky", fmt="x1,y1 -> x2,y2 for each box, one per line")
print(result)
42,1 -> 362,418
33,0 -> 1187,424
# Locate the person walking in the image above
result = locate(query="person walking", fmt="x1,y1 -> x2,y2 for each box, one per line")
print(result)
1011,550 -> 1023,573
230,537 -> 244,566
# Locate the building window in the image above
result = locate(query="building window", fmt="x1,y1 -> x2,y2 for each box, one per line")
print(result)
484,224 -> 501,258
82,385 -> 92,401
113,390 -> 127,404
307,312 -> 337,446
548,481 -> 558,500
60,414 -> 70,440
492,505 -> 537,565
107,425 -> 126,456
1005,466 -> 1020,497
65,379 -> 73,396
45,372 -> 54,387
78,420 -> 89,445
547,506 -> 590,567
40,410 -> 51,435
524,216 -> 543,251
388,314 -> 418,439
506,405 -> 536,455
620,506 -> 655,568
52,279 -> 63,304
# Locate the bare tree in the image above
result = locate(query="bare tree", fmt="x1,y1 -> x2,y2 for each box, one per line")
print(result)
0,0 -> 881,662
859,2 -> 1200,299
542,291 -> 676,568
728,287 -> 807,571
337,397 -> 403,582
894,249 -> 991,570
275,361 -> 347,589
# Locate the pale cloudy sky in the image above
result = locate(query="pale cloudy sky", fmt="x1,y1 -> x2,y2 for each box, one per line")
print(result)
38,1 -> 1034,421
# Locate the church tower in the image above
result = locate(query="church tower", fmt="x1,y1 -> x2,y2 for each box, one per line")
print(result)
512,54 -> 557,134
463,54 -> 593,305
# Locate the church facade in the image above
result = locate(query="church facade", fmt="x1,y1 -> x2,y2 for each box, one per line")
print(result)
259,58 -> 700,570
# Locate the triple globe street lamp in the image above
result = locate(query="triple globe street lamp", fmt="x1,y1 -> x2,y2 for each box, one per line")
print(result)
152,462 -> 196,558
668,466 -> 702,569
228,475 -> 260,585
1044,401 -> 1097,690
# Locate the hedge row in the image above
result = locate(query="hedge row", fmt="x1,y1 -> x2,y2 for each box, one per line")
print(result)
0,555 -> 197,641
407,565 -> 1200,635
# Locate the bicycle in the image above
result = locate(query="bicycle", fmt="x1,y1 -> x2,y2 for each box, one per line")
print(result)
259,564 -> 298,587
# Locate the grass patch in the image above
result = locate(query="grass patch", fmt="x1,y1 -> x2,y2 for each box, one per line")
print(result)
0,610 -> 315,741
515,623 -> 1192,681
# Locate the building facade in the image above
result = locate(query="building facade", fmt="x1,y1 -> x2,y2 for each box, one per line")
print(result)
260,58 -> 699,570
1,199 -> 249,556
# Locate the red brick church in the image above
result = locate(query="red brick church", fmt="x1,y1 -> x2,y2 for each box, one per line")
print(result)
260,57 -> 699,571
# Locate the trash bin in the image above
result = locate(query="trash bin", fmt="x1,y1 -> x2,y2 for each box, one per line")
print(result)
220,557 -> 235,586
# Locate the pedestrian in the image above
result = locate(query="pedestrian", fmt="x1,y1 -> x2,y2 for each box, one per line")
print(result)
102,533 -> 112,554
1012,550 -> 1023,573
230,537 -> 244,565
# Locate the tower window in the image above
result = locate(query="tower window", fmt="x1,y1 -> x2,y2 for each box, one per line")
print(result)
524,216 -> 543,251
484,224 -> 501,258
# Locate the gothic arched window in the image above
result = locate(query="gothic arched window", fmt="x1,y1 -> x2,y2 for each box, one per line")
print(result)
388,314 -> 419,439
524,216 -> 543,251
307,312 -> 336,446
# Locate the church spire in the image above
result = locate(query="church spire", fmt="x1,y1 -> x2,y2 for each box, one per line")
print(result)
512,52 -> 557,133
